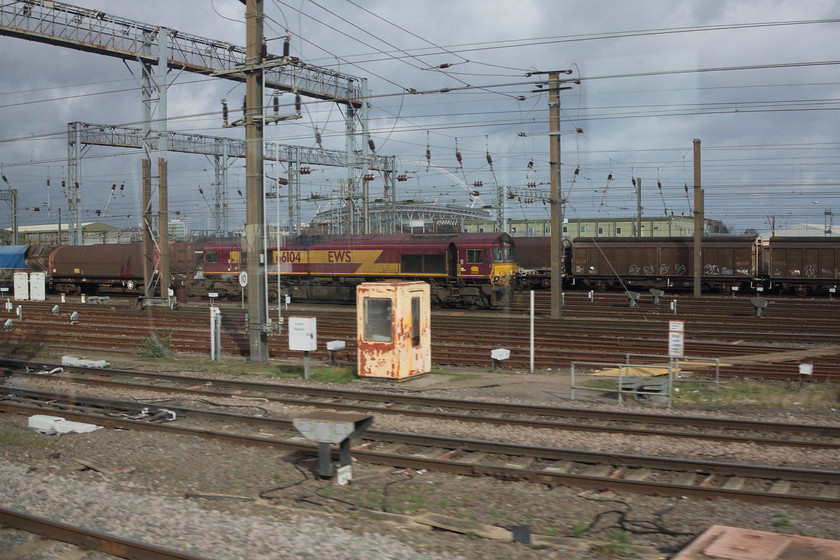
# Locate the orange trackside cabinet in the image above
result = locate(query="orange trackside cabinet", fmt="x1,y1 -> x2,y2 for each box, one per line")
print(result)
356,281 -> 431,379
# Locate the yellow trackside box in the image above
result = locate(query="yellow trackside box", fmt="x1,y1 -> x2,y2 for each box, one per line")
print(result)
356,281 -> 431,380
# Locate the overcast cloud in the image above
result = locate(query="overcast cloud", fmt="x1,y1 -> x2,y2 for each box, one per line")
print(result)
0,0 -> 838,235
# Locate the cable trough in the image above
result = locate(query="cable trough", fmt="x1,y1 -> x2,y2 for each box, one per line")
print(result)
2,388 -> 838,509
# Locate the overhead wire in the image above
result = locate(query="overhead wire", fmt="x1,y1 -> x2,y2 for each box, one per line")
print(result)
269,0 -> 409,91
3,6 -> 839,231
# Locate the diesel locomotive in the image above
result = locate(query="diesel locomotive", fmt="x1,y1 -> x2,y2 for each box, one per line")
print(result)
197,232 -> 516,307
1,232 -> 517,308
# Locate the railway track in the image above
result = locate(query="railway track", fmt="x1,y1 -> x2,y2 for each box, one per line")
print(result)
0,507 -> 211,560
3,358 -> 839,451
2,292 -> 840,381
1,387 -> 838,509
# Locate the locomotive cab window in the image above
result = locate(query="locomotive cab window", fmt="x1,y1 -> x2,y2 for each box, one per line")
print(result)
363,298 -> 392,343
204,251 -> 218,264
492,246 -> 514,262
466,249 -> 484,264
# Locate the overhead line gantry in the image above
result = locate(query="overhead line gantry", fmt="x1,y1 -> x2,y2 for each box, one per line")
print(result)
0,0 -> 374,297
0,1 -> 365,103
69,122 -> 396,238
1,0 -> 383,362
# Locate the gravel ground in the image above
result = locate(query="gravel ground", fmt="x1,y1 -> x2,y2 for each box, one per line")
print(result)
2,356 -> 840,559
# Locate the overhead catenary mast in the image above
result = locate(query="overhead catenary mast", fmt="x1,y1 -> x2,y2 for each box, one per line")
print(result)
243,0 -> 269,362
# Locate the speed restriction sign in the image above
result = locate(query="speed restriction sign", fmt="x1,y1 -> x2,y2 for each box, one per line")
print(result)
238,271 -> 248,287
668,320 -> 684,358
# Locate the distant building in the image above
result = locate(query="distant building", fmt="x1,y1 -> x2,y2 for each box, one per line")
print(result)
310,202 -> 493,234
464,216 -> 701,238
759,223 -> 840,238
168,217 -> 192,241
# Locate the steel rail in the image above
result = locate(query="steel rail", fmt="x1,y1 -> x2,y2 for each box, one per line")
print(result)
2,393 -> 839,508
18,303 -> 840,346
9,299 -> 840,368
4,361 -> 839,449
9,390 -> 840,482
0,507 -> 212,560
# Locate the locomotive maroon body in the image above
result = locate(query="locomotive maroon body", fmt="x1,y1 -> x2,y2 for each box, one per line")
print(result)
197,232 -> 517,307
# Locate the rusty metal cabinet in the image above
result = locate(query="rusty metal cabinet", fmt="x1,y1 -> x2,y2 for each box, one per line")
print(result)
356,281 -> 430,379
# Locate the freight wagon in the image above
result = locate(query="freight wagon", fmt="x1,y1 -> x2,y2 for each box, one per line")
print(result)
766,237 -> 840,295
513,236 -> 571,290
571,236 -> 761,292
0,244 -> 52,291
514,236 -> 766,293
47,241 -> 196,295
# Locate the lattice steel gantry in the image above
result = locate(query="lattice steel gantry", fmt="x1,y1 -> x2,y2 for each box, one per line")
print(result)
0,0 -> 373,272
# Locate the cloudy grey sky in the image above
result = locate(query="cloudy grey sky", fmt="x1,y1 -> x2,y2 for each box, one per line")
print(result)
1,0 -> 838,235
